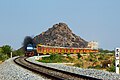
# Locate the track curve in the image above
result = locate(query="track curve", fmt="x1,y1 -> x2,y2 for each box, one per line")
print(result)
14,56 -> 100,80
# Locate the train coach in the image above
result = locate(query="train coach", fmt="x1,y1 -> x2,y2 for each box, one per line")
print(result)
36,44 -> 98,55
25,44 -> 98,56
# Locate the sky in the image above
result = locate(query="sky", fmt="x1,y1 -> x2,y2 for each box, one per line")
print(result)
0,0 -> 120,50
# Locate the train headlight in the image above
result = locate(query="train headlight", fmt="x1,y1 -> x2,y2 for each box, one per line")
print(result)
27,44 -> 34,51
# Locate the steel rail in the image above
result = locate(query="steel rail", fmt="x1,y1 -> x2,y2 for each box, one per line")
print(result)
14,57 -> 101,80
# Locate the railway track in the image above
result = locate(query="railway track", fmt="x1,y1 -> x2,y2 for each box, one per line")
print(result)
14,56 -> 100,80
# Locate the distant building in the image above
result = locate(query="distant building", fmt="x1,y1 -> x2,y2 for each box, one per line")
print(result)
87,41 -> 98,49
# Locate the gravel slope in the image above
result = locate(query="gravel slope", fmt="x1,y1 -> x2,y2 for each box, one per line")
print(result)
1,56 -> 120,80
0,57 -> 49,80
27,56 -> 120,80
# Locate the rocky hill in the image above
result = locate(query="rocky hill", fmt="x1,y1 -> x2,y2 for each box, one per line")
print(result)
34,23 -> 88,48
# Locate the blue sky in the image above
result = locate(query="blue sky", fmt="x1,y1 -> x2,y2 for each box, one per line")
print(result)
0,0 -> 120,50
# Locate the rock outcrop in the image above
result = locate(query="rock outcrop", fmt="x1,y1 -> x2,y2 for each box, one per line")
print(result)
34,23 -> 88,48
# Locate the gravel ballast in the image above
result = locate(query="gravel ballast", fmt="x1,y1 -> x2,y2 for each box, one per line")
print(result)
27,56 -> 120,80
0,57 -> 49,80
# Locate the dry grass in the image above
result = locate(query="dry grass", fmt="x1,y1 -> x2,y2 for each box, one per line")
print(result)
66,53 -> 115,71
38,53 -> 115,72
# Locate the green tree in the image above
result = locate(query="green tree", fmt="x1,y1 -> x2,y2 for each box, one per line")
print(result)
0,53 -> 8,61
12,49 -> 24,57
1,45 -> 12,57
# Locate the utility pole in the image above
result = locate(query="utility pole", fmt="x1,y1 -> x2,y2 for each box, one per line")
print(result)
115,48 -> 120,74
11,52 -> 12,58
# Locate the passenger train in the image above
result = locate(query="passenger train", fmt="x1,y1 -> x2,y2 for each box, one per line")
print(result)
25,44 -> 98,57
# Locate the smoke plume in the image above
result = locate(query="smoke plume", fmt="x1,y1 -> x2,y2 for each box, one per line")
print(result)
23,36 -> 35,51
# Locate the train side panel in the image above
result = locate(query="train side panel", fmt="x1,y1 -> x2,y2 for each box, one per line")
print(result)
36,44 -> 98,55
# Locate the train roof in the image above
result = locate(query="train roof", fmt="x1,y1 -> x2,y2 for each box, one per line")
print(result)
37,44 -> 96,50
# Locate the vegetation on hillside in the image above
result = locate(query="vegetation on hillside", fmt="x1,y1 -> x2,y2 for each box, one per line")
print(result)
98,48 -> 114,53
0,45 -> 24,62
12,49 -> 24,57
0,45 -> 12,61
37,49 -> 116,72
37,54 -> 75,63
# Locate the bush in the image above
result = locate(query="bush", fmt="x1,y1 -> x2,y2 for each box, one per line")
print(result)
77,53 -> 82,59
38,54 -> 67,63
74,60 -> 83,68
1,45 -> 12,57
0,45 -> 12,61
67,53 -> 70,58
12,49 -> 24,57
88,65 -> 101,69
107,65 -> 115,72
102,60 -> 112,68
94,65 -> 101,69
0,53 -> 9,61
98,54 -> 105,60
